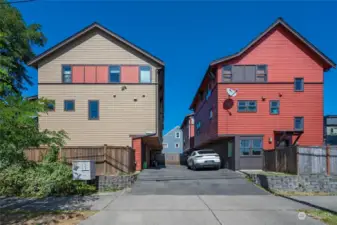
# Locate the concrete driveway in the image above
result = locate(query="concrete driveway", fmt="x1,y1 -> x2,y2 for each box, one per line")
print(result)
131,166 -> 268,195
80,166 -> 324,224
81,195 -> 322,225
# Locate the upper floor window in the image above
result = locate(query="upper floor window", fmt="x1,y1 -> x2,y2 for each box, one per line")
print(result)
139,66 -> 151,83
47,100 -> 55,112
62,65 -> 72,83
256,65 -> 267,82
222,65 -> 232,82
209,108 -> 213,120
163,143 -> 168,148
222,65 -> 267,83
196,121 -> 201,135
109,66 -> 120,83
206,82 -> 213,100
88,100 -> 99,120
175,132 -> 180,138
270,100 -> 280,115
294,117 -> 304,131
294,78 -> 304,91
238,100 -> 257,113
175,143 -> 180,148
64,100 -> 75,111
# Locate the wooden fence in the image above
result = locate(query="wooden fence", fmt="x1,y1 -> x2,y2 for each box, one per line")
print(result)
263,146 -> 337,175
25,145 -> 135,175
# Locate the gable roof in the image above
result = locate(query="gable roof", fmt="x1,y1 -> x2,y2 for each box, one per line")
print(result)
27,22 -> 164,68
189,17 -> 336,110
210,17 -> 335,68
163,126 -> 181,137
180,113 -> 194,129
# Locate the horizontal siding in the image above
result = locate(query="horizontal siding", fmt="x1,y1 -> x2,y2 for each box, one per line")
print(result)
218,83 -> 323,149
194,88 -> 218,147
39,85 -> 156,146
38,30 -> 157,83
217,26 -> 324,83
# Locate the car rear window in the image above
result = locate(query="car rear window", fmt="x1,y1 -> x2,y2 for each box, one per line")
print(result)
198,150 -> 215,154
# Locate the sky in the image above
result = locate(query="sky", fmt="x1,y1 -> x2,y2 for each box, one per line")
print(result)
17,0 -> 337,134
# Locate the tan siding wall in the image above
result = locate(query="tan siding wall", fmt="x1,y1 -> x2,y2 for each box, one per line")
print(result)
38,31 -> 157,83
39,85 -> 156,146
37,30 -> 162,147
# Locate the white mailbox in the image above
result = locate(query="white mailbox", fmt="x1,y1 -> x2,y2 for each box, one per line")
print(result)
72,160 -> 96,180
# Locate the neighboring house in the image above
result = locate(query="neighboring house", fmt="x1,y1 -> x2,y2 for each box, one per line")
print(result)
325,116 -> 337,145
27,22 -> 165,171
189,18 -> 335,170
180,113 -> 195,151
162,126 -> 183,154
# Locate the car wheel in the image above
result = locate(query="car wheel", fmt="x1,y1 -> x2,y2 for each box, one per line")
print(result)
192,162 -> 196,171
215,165 -> 220,170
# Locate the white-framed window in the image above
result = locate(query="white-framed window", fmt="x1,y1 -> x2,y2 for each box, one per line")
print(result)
175,143 -> 180,148
209,108 -> 213,120
139,66 -> 151,83
163,143 -> 168,148
175,132 -> 180,138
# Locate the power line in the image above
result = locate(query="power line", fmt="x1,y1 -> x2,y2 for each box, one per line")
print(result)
1,0 -> 37,4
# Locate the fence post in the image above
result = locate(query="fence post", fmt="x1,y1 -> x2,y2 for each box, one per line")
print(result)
104,144 -> 107,175
296,146 -> 299,175
326,145 -> 330,175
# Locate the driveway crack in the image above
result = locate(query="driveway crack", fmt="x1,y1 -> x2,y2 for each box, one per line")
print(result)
197,195 -> 222,225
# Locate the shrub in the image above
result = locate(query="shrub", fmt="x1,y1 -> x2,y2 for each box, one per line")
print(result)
0,162 -> 96,197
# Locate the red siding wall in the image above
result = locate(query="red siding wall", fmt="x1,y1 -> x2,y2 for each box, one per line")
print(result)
217,84 -> 323,149
214,26 -> 324,149
189,117 -> 195,138
132,138 -> 142,171
194,87 -> 218,147
121,66 -> 139,83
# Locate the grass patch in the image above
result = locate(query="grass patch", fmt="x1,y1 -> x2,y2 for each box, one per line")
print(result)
0,210 -> 97,225
299,209 -> 337,225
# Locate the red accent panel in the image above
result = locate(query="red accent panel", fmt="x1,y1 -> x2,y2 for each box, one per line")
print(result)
121,66 -> 139,83
96,66 -> 108,83
84,66 -> 96,83
132,138 -> 142,171
72,66 -> 84,83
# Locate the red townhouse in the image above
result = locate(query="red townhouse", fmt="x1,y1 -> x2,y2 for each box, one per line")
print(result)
189,18 -> 335,170
180,113 -> 195,151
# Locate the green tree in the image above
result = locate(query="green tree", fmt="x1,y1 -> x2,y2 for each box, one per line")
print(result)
0,0 -> 46,95
0,95 -> 68,168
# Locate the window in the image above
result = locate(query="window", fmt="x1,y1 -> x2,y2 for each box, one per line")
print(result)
109,66 -> 120,83
270,100 -> 280,115
198,150 -> 215,154
139,66 -> 151,83
64,100 -> 75,111
47,100 -> 55,111
163,143 -> 168,148
175,143 -> 180,148
206,83 -> 212,100
175,132 -> 180,138
209,108 -> 213,120
222,65 -> 268,82
62,65 -> 72,83
256,65 -> 267,82
294,78 -> 304,91
240,140 -> 250,156
240,138 -> 262,156
238,100 -> 257,112
88,100 -> 99,120
222,65 -> 232,82
294,117 -> 304,131
196,121 -> 201,135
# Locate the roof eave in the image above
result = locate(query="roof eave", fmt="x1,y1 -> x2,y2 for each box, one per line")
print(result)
27,22 -> 165,68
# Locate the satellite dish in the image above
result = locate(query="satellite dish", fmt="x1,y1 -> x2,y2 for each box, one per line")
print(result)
227,88 -> 238,97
